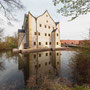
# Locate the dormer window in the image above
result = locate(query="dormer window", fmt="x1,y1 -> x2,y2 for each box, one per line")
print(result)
46,15 -> 48,17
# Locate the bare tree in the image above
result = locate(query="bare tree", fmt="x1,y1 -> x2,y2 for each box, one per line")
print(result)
0,0 -> 24,24
0,28 -> 4,41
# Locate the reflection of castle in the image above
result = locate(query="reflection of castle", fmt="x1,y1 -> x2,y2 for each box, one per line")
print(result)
18,51 -> 61,86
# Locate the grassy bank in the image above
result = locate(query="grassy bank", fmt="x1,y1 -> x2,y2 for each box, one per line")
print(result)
26,79 -> 90,90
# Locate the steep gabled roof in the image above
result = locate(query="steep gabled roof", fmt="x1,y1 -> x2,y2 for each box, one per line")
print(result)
28,10 -> 59,25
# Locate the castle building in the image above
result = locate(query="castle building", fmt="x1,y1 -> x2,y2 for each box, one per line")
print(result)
18,10 -> 61,50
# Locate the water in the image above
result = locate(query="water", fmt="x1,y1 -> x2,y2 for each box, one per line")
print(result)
0,50 -> 89,89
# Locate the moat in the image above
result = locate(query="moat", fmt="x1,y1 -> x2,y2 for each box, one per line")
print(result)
0,50 -> 89,89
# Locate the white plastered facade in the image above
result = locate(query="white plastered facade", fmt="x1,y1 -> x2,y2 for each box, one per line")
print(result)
18,10 -> 61,49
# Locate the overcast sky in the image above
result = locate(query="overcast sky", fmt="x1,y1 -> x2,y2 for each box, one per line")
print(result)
3,0 -> 90,40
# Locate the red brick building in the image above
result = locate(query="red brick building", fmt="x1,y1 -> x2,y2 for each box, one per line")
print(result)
61,40 -> 90,46
61,40 -> 80,45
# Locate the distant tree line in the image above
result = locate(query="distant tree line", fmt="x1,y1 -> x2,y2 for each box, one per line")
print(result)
0,31 -> 18,50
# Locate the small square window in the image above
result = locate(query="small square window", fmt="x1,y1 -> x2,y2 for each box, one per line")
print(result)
45,62 -> 47,66
46,42 -> 48,45
34,42 -> 36,45
34,32 -> 37,35
46,53 -> 48,56
49,42 -> 51,45
45,25 -> 47,28
39,54 -> 41,57
57,62 -> 59,64
57,42 -> 58,45
48,26 -> 50,29
48,34 -> 50,36
49,61 -> 51,64
38,32 -> 40,35
34,54 -> 36,58
49,52 -> 51,55
39,24 -> 42,27
46,20 -> 48,23
39,42 -> 41,45
45,33 -> 47,36
39,64 -> 41,67
57,53 -> 59,56
53,27 -> 54,30
35,65 -> 37,68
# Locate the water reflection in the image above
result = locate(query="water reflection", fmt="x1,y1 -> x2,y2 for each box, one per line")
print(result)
0,50 -> 18,71
18,51 -> 61,88
0,50 -> 24,90
69,50 -> 90,85
0,50 -> 89,89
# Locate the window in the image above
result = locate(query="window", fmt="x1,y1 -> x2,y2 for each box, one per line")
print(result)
48,26 -> 50,29
45,25 -> 47,28
39,64 -> 41,67
57,62 -> 59,64
39,54 -> 41,57
57,53 -> 59,56
34,42 -> 36,45
49,52 -> 51,55
49,70 -> 51,73
46,53 -> 48,56
57,42 -> 58,45
46,15 -> 48,17
39,42 -> 41,45
34,54 -> 36,58
49,61 -> 51,64
34,32 -> 37,35
53,27 -> 54,30
46,20 -> 48,23
49,42 -> 51,45
38,32 -> 40,35
39,24 -> 42,27
45,33 -> 47,36
48,34 -> 50,36
35,65 -> 37,68
57,33 -> 58,36
46,42 -> 48,45
45,62 -> 47,66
